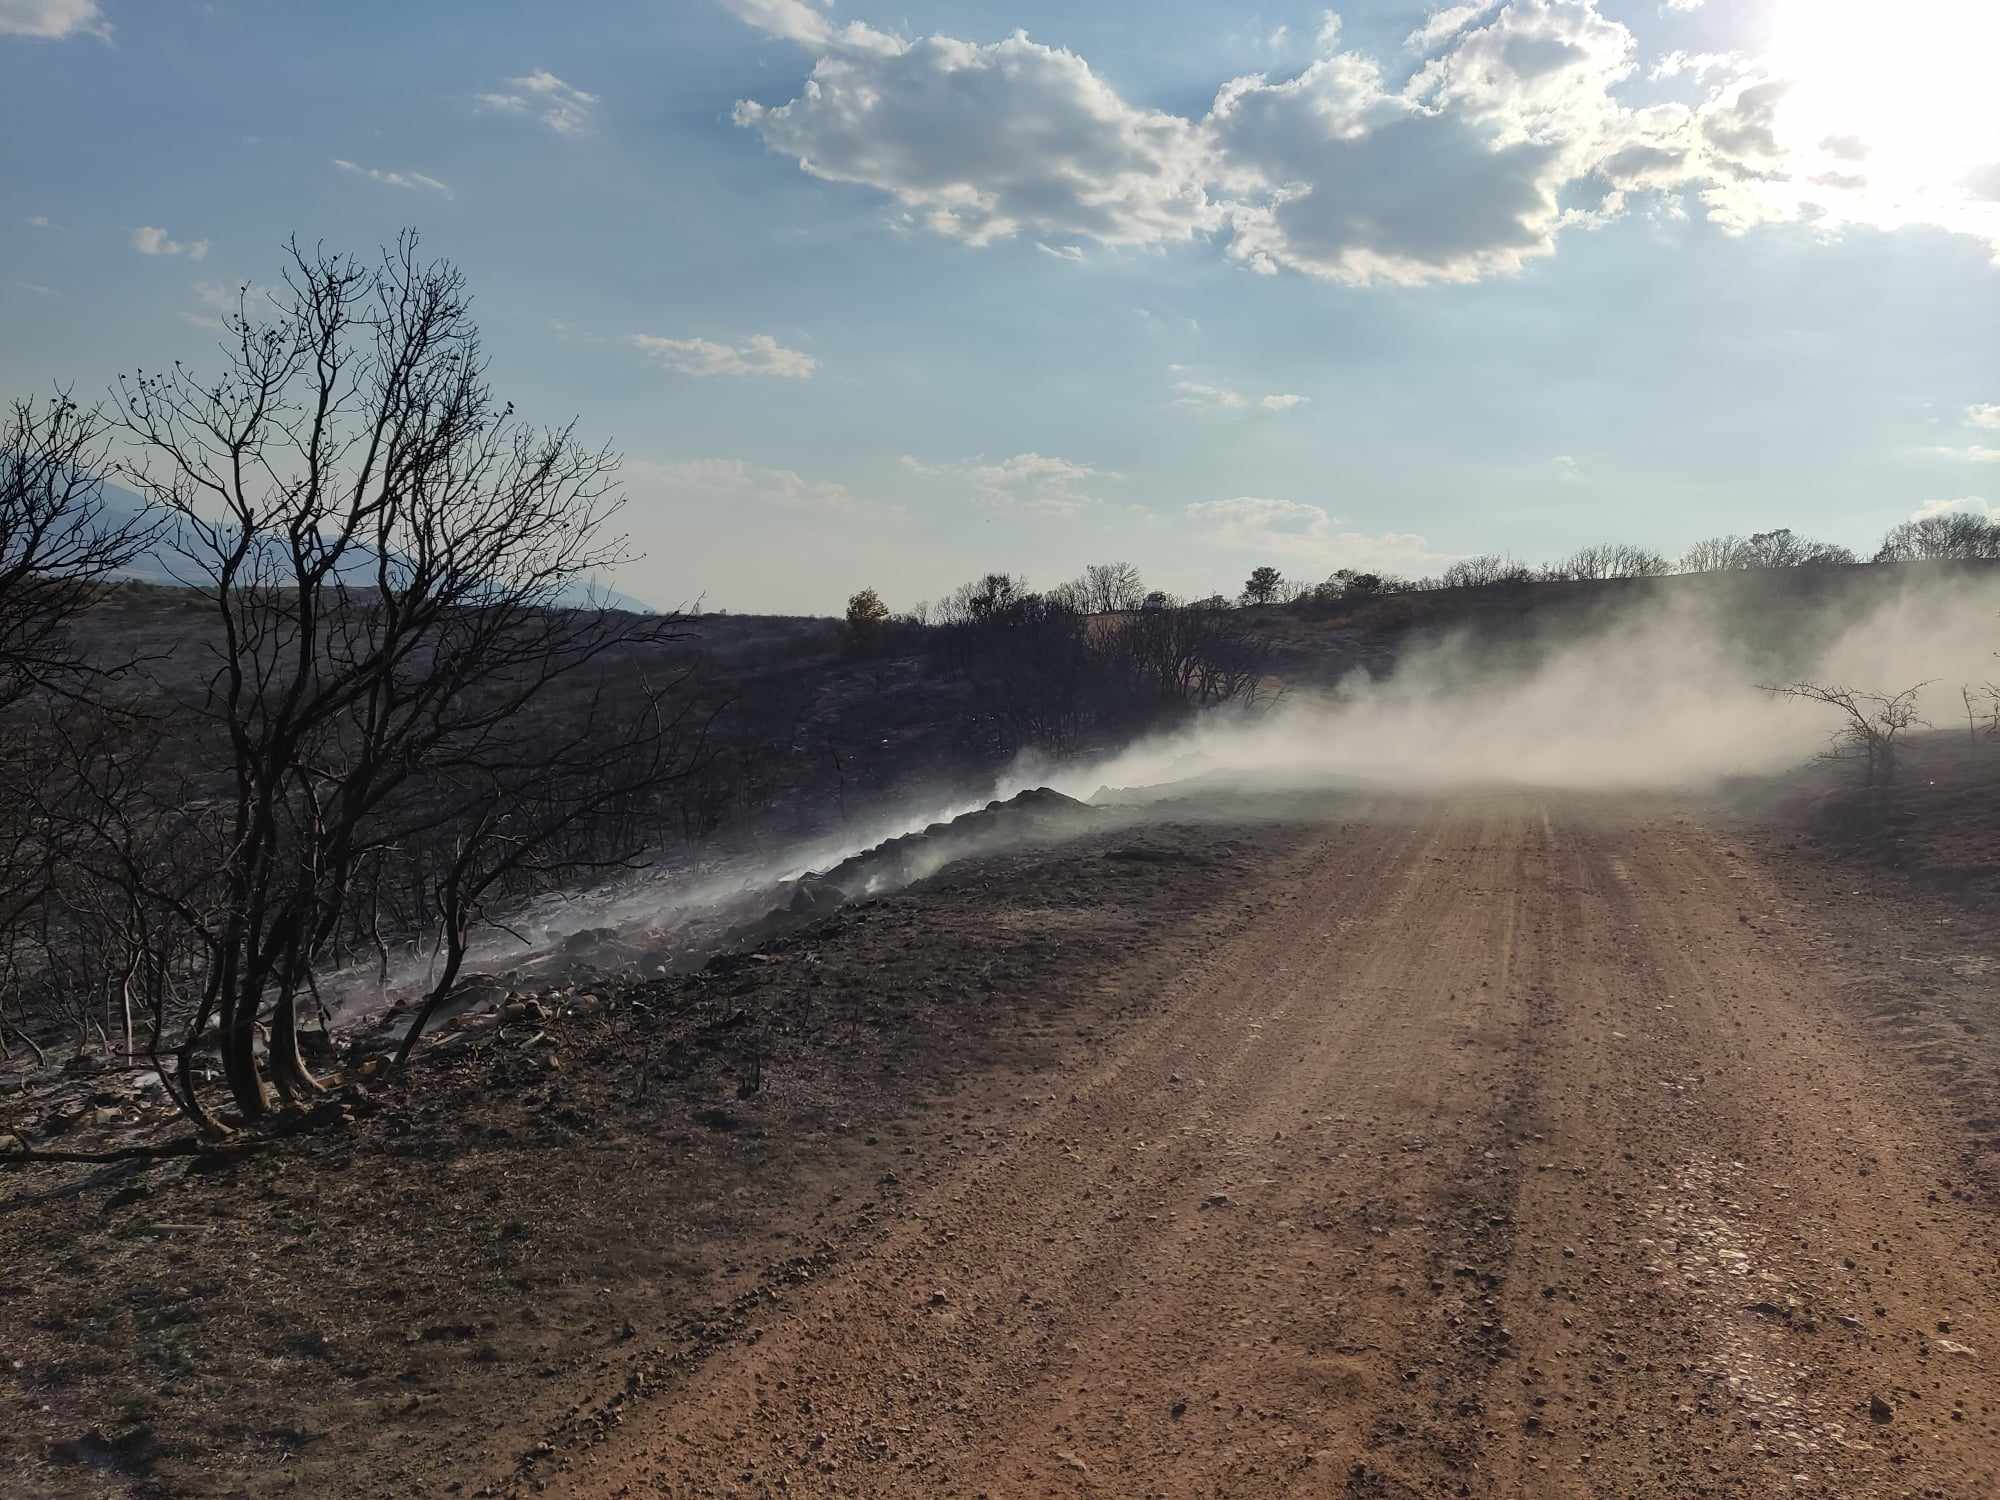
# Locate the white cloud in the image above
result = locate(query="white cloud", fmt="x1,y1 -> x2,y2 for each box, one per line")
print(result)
1967,403 -> 2000,429
902,451 -> 1118,514
25,214 -> 52,228
1186,495 -> 1445,572
1912,496 -> 1996,520
1662,0 -> 1705,10
1553,453 -> 1581,480
181,279 -> 263,331
734,31 -> 1219,250
624,457 -> 861,514
1173,380 -> 1248,410
1174,380 -> 1310,413
16,280 -> 55,295
725,0 -> 904,57
1648,50 -> 1742,83
1267,25 -> 1289,51
0,0 -> 109,40
1213,25 -> 1616,286
1035,242 -> 1085,263
1924,445 -> 2000,463
477,70 -> 599,136
333,159 -> 452,196
1405,4 -> 1498,53
1188,495 -> 1331,541
626,333 -> 816,379
555,322 -> 818,378
132,226 -> 208,260
724,0 -> 2000,287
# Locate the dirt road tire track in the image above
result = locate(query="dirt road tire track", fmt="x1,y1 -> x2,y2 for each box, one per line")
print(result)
549,794 -> 2000,1500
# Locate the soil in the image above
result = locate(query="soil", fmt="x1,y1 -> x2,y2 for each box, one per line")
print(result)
6,776 -> 2000,1499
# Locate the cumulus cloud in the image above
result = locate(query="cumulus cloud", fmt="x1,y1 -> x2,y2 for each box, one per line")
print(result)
477,70 -> 599,135
1036,242 -> 1085,263
1405,4 -> 1499,53
1211,8 -> 1629,287
333,159 -> 452,196
0,0 -> 108,40
132,226 -> 208,260
625,333 -> 816,379
25,214 -> 53,228
724,0 -> 2000,286
1968,403 -> 2000,429
1261,393 -> 1309,411
902,451 -> 1119,514
733,31 -> 1219,249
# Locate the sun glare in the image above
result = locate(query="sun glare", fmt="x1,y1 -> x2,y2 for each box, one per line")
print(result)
1772,0 -> 2000,198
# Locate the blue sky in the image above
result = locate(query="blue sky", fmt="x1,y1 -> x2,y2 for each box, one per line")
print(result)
4,0 -> 1998,613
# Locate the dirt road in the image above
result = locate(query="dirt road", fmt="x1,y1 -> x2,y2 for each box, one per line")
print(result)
535,792 -> 1998,1500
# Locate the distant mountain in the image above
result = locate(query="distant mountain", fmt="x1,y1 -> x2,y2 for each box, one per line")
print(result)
93,482 -> 655,613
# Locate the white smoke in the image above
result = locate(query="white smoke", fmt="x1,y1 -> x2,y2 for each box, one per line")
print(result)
1019,571 -> 2000,800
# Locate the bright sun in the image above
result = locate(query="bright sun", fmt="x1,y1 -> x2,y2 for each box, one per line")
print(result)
1771,0 -> 2000,198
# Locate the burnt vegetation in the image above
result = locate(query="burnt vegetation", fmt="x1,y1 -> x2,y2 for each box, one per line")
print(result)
2,238 -> 707,1128
3,231 -> 1998,1147
0,243 -> 1272,1129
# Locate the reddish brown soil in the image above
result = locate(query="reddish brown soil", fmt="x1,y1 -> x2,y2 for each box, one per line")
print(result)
7,790 -> 2000,1500
552,793 -> 2000,1500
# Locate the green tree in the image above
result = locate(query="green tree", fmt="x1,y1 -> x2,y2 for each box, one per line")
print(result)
1241,566 -> 1283,606
845,587 -> 890,634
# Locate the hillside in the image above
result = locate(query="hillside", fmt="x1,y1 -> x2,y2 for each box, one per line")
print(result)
6,558 -> 2000,1500
1239,558 -> 2000,690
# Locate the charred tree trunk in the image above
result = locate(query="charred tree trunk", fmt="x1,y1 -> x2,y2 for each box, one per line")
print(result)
266,984 -> 321,1103
391,918 -> 468,1073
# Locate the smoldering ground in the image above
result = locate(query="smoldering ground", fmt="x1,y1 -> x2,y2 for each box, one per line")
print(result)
333,566 -> 2000,1018
1027,567 -> 2000,801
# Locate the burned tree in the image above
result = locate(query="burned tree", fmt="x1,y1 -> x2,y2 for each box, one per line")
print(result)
1069,561 -> 1145,614
0,391 -> 154,713
108,233 -> 699,1125
1766,680 -> 1931,804
0,393 -> 155,1059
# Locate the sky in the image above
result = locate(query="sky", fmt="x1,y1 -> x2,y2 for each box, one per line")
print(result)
3,0 -> 1999,615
